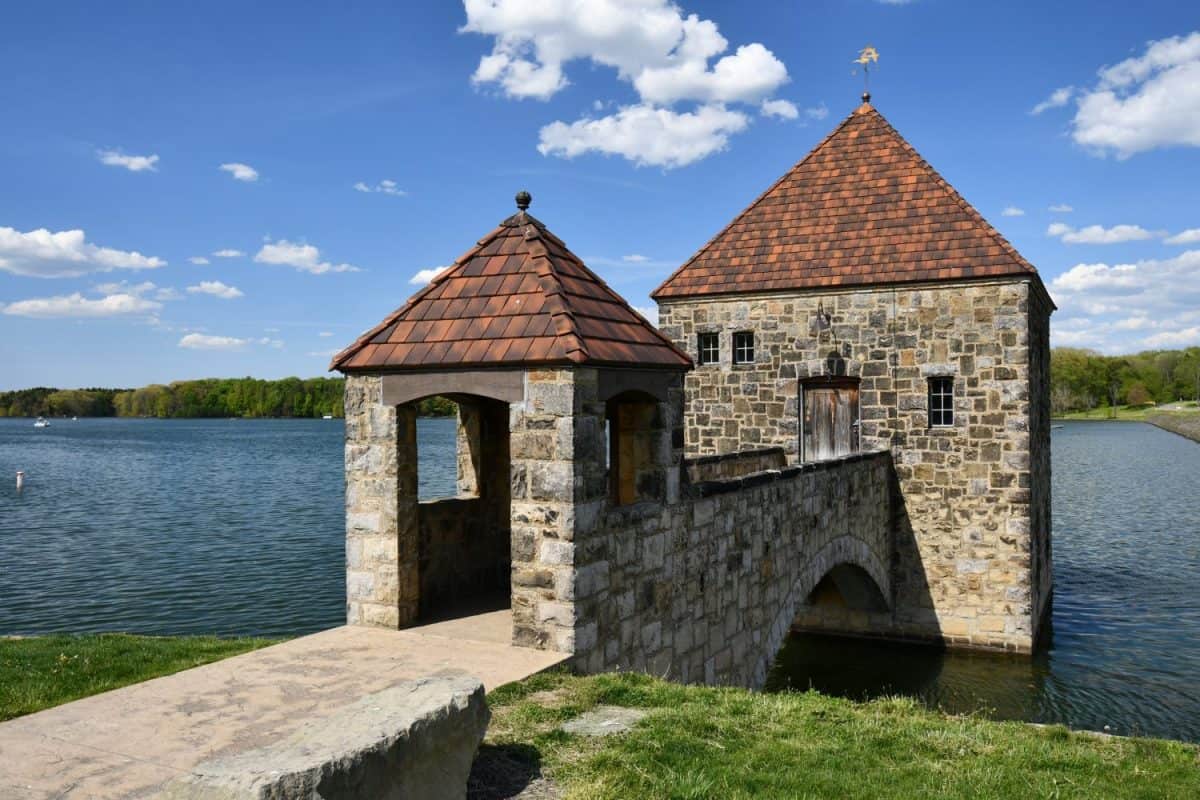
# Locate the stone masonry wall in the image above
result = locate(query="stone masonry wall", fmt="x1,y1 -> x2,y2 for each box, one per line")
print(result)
684,447 -> 788,483
574,451 -> 895,687
344,374 -> 419,628
658,279 -> 1049,652
1027,288 -> 1054,639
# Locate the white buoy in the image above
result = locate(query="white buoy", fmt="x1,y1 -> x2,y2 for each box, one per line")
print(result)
16,471 -> 24,491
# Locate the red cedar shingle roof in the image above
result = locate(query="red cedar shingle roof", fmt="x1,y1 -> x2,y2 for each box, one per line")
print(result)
652,102 -> 1040,300
331,210 -> 692,373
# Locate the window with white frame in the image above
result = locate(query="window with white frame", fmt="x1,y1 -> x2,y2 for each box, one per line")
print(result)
733,331 -> 755,364
928,376 -> 954,427
697,332 -> 720,365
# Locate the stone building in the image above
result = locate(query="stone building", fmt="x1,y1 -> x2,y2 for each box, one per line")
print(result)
653,98 -> 1054,651
330,99 -> 1054,686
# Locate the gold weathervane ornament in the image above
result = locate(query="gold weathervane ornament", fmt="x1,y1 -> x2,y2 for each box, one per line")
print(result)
853,45 -> 879,102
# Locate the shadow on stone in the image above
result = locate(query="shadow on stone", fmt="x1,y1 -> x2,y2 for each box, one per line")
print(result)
467,743 -> 557,800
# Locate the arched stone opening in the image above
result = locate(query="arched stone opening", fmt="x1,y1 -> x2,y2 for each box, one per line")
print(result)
807,564 -> 888,612
605,389 -> 668,506
408,392 -> 512,623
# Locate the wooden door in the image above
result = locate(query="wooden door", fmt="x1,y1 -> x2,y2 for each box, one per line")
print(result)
803,381 -> 860,461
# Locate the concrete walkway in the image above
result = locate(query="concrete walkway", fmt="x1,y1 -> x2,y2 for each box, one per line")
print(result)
0,613 -> 567,799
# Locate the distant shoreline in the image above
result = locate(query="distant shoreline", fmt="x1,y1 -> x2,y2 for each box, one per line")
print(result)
1146,413 -> 1200,444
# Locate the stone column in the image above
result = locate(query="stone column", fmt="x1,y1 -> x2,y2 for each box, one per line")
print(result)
345,374 -> 419,628
507,368 -> 607,657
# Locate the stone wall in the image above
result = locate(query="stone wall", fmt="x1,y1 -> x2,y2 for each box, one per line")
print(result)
417,498 -> 509,617
1027,287 -> 1054,639
573,451 -> 894,687
684,447 -> 788,483
344,374 -> 419,628
658,278 -> 1052,652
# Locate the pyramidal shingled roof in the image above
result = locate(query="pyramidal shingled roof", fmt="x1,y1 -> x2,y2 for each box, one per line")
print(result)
652,101 -> 1040,300
331,202 -> 692,373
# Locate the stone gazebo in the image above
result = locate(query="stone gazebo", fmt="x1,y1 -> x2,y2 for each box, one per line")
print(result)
330,193 -> 692,653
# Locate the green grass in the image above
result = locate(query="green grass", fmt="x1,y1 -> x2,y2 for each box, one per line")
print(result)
3,638 -> 1197,796
485,671 -> 1200,800
0,633 -> 278,721
1056,404 -> 1160,421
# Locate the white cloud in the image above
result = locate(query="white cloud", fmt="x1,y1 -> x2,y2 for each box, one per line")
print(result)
1031,86 -> 1074,115
1051,261 -> 1140,292
97,150 -> 159,172
1049,249 -> 1200,351
1143,326 -> 1200,348
254,239 -> 360,274
93,280 -> 180,302
409,266 -> 449,285
623,254 -> 649,263
179,333 -> 248,350
188,256 -> 210,265
318,331 -> 333,337
760,99 -> 798,120
2,291 -> 162,318
1046,222 -> 1159,244
1001,206 -> 1025,217
354,179 -> 406,195
307,348 -> 341,357
462,0 -> 791,168
212,249 -> 244,258
187,280 -> 244,299
178,334 -> 283,351
1165,228 -> 1200,245
633,305 -> 659,326
219,162 -> 259,182
0,226 -> 166,278
1070,32 -> 1200,158
1049,204 -> 1074,213
804,103 -> 829,121
635,42 -> 788,106
539,103 -> 749,169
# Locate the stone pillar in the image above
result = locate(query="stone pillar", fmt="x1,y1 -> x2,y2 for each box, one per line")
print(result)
456,403 -> 481,497
345,375 -> 419,628
508,368 -> 607,656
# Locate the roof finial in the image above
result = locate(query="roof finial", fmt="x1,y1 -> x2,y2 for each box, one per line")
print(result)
853,45 -> 879,105
515,190 -> 532,211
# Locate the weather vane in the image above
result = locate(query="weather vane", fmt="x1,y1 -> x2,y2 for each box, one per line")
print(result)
852,45 -> 879,103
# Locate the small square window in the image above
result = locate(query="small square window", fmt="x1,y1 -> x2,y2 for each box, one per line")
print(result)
698,332 -> 720,365
928,376 -> 954,427
733,332 -> 755,364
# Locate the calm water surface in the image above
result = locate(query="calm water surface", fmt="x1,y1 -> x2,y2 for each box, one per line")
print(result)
769,421 -> 1200,742
2,418 -> 1199,741
1,418 -> 456,638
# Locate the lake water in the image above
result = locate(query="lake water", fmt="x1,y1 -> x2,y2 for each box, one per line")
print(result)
1,418 -> 1198,741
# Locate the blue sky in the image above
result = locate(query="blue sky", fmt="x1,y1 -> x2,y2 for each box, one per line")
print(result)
2,0 -> 1198,390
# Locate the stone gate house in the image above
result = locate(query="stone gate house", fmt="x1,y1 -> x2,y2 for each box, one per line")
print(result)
332,100 -> 1053,687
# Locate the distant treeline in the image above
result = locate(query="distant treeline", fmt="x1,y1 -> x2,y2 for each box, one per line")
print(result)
1052,347 -> 1200,414
0,379 -> 457,419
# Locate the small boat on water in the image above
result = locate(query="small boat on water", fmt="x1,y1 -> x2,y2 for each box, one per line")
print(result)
33,417 -> 50,428
322,414 -> 334,420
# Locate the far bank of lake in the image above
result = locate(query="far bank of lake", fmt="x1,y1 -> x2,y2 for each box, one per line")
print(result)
2,418 -> 1198,742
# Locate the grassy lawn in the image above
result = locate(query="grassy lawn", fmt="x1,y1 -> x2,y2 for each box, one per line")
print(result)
484,671 -> 1200,800
0,633 -> 278,721
4,639 -> 1198,797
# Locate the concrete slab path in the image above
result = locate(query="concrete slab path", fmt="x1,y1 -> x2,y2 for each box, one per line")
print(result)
0,613 -> 567,799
